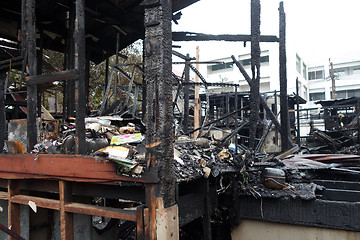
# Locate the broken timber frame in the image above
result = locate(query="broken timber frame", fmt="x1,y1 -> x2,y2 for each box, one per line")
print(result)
231,56 -> 293,148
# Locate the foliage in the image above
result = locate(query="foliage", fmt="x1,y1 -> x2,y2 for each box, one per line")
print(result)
88,40 -> 143,111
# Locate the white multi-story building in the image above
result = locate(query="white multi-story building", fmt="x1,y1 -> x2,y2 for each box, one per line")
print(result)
200,44 -> 309,101
307,56 -> 360,108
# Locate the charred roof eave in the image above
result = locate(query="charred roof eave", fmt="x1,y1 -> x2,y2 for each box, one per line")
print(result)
0,0 -> 199,63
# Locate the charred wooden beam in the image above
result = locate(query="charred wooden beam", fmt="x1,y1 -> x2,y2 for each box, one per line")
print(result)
74,0 -> 86,154
0,222 -> 25,240
279,1 -> 290,152
5,100 -> 27,106
249,0 -> 261,150
296,77 -> 301,145
65,6 -> 76,119
25,69 -> 78,85
183,54 -> 190,134
0,56 -> 23,68
144,0 -> 175,210
36,31 -> 44,118
172,50 -> 195,61
255,119 -> 274,153
0,73 -> 5,153
236,196 -> 360,231
172,32 -> 279,42
203,179 -> 212,240
26,0 -> 38,152
8,180 -> 21,240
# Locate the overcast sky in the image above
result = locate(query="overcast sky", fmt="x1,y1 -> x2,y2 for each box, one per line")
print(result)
172,0 -> 360,64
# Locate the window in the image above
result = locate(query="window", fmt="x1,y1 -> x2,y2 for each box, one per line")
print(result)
303,63 -> 307,79
316,70 -> 323,79
296,55 -> 301,73
309,92 -> 325,101
353,68 -> 360,74
240,55 -> 269,66
210,62 -> 233,72
334,70 -> 345,76
332,89 -> 360,99
308,70 -> 324,80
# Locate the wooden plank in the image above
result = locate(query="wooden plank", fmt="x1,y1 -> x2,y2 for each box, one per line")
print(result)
136,207 -> 144,240
10,195 -> 60,210
64,203 -> 137,221
59,181 -> 74,240
0,154 -> 158,183
145,184 -> 157,240
156,205 -> 179,240
143,208 -> 150,239
25,69 -> 78,85
8,180 -> 21,240
0,191 -> 8,200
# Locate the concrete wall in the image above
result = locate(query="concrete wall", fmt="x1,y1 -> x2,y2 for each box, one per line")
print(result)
232,219 -> 360,240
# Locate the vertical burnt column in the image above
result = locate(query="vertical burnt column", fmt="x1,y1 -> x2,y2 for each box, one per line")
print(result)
26,0 -> 38,152
65,7 -> 76,118
143,0 -> 175,208
183,54 -> 190,134
296,78 -> 300,145
85,50 -> 90,111
0,73 -> 5,152
279,1 -> 290,151
74,0 -> 86,154
37,31 -> 44,118
249,0 -> 261,150
115,32 -> 120,108
104,53 -> 109,97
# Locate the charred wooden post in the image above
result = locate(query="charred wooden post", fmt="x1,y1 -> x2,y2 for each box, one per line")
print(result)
172,32 -> 279,42
184,54 -> 190,134
249,0 -> 261,149
203,179 -> 212,240
37,31 -> 44,118
279,1 -> 290,151
296,77 -> 300,145
0,73 -> 5,153
143,0 -> 175,210
65,7 -> 76,119
234,86 -> 239,161
8,180 -> 21,240
74,0 -> 86,154
226,93 -> 230,128
274,90 -> 279,144
104,53 -> 109,96
26,0 -> 38,152
115,32 -> 120,110
85,51 -> 90,110
59,181 -> 74,240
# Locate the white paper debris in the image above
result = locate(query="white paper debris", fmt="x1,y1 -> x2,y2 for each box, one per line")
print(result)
28,201 -> 37,213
